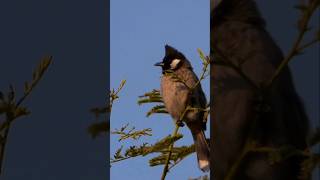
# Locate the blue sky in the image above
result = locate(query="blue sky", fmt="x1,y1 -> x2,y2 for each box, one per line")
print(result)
110,0 -> 319,179
110,0 -> 209,179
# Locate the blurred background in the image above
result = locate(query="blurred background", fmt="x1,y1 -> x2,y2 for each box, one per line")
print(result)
0,0 -> 108,179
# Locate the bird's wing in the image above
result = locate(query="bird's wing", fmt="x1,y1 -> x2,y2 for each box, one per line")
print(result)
182,69 -> 208,129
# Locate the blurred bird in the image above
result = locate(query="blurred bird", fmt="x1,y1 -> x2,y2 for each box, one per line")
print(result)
211,0 -> 309,179
155,45 -> 210,172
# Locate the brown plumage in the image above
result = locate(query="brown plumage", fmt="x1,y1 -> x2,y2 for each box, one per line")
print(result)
155,45 -> 210,172
211,0 -> 309,179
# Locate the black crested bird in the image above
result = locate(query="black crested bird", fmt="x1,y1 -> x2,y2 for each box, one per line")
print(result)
155,45 -> 210,172
211,0 -> 309,179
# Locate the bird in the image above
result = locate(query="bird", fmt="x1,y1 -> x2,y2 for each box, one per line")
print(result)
211,0 -> 309,179
154,45 -> 210,172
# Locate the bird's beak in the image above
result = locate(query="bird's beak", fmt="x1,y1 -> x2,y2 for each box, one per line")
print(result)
154,62 -> 164,67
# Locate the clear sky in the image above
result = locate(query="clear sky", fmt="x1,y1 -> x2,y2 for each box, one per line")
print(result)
110,0 -> 319,180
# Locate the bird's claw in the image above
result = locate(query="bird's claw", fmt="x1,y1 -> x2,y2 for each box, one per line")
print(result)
176,120 -> 185,127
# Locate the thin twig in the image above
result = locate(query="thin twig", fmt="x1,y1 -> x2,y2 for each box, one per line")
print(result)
168,155 -> 188,171
111,156 -> 135,163
266,1 -> 319,86
161,125 -> 180,180
161,50 -> 210,179
224,142 -> 255,180
0,56 -> 52,175
0,117 -> 11,175
296,38 -> 320,53
224,3 -> 319,176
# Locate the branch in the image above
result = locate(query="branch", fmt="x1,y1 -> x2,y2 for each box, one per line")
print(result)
0,56 -> 52,175
88,80 -> 126,137
110,48 -> 210,179
161,125 -> 180,180
160,50 -> 210,179
266,0 -> 319,86
168,144 -> 195,171
111,124 -> 152,142
110,134 -> 183,164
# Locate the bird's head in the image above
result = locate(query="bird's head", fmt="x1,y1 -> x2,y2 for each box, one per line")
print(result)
154,45 -> 190,74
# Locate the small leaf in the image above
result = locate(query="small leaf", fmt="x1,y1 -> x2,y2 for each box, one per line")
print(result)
14,107 -> 30,118
146,105 -> 168,117
114,146 -> 124,159
119,80 -> 126,90
197,48 -> 206,64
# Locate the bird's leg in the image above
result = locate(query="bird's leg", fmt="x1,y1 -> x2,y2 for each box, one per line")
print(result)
176,120 -> 185,127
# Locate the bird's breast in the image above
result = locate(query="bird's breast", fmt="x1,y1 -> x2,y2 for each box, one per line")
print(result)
160,76 -> 189,121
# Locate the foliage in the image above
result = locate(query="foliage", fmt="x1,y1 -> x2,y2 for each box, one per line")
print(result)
88,80 -> 126,138
111,123 -> 152,142
0,56 -> 52,175
91,1 -> 320,180
266,0 -> 320,87
109,49 -> 210,180
212,1 -> 320,179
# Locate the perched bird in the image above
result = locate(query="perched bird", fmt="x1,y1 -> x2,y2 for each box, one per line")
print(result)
211,0 -> 309,179
154,45 -> 210,172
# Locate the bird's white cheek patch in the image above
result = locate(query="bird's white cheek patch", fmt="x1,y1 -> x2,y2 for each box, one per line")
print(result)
170,59 -> 181,69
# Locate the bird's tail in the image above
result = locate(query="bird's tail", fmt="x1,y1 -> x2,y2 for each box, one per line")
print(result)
192,131 -> 210,172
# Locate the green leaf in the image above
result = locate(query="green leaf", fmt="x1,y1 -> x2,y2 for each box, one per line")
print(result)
137,89 -> 163,105
146,105 -> 168,117
197,48 -> 206,64
114,146 -> 124,159
14,107 -> 30,118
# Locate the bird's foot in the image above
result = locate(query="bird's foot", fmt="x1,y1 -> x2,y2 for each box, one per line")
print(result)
176,120 -> 184,127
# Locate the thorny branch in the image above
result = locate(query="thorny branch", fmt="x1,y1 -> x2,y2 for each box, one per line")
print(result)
161,125 -> 180,180
111,123 -> 152,142
214,1 -> 320,179
110,49 -> 210,180
160,49 -> 210,180
88,80 -> 127,138
0,56 -> 52,175
266,0 -> 320,86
